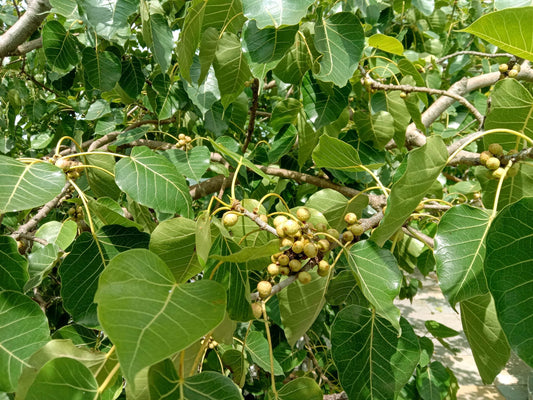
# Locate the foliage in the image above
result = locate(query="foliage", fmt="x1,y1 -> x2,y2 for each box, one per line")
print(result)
1,0 -> 532,399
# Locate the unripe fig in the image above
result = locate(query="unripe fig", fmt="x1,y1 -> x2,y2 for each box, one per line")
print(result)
507,149 -> 518,156
280,237 -> 294,248
342,230 -> 354,243
508,69 -> 518,78
267,263 -> 280,276
278,254 -> 290,266
326,228 -> 340,243
488,143 -> 503,156
289,259 -> 302,272
479,151 -> 492,165
303,243 -> 318,258
492,167 -> 505,179
271,252 -> 282,263
280,266 -> 290,276
296,207 -> 311,222
292,240 -> 304,254
512,64 -> 521,72
55,158 -> 71,170
273,215 -> 288,227
178,133 -> 186,140
257,281 -> 272,298
67,207 -> 76,216
67,170 -> 80,180
283,219 -> 300,236
315,223 -> 327,232
499,63 -> 509,73
348,224 -> 364,237
276,225 -> 286,237
317,260 -> 330,277
251,302 -> 262,319
400,91 -> 407,99
317,239 -> 330,252
344,212 -> 358,225
298,271 -> 312,285
507,163 -> 520,177
223,212 -> 239,227
485,157 -> 500,170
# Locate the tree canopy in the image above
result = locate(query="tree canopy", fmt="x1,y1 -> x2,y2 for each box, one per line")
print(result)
0,0 -> 532,399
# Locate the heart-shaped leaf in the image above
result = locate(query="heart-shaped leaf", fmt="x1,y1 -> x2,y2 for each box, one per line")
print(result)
42,20 -> 79,71
95,249 -> 226,384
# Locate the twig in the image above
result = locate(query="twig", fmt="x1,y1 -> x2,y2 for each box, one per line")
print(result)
436,50 -> 514,64
242,78 -> 259,153
323,393 -> 348,400
16,233 -> 49,246
402,226 -> 434,249
190,174 -> 234,200
304,335 -> 332,387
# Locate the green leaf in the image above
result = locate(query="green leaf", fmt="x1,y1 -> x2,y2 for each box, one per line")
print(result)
278,270 -> 327,346
79,0 -> 138,43
325,270 -> 369,307
242,0 -> 314,28
0,236 -> 28,292
385,91 -> 411,148
0,157 -> 66,213
149,73 -> 188,119
26,244 -> 60,291
197,27 -> 219,85
485,197 -> 533,367
222,349 -> 246,386
270,98 -> 302,131
115,146 -> 193,217
49,0 -> 80,19
314,12 -> 364,87
196,211 -> 212,266
149,217 -> 201,283
312,135 -> 362,172
213,32 -> 252,108
278,377 -> 323,400
177,0 -> 206,83
34,220 -> 77,250
368,33 -> 404,55
353,110 -> 395,150
425,320 -> 459,339
413,0 -> 435,16
95,249 -> 227,384
0,291 -> 49,392
84,153 -> 122,200
273,25 -> 315,84
59,232 -> 105,328
245,331 -> 284,375
119,56 -> 145,98
85,99 -> 111,120
461,293 -> 511,384
202,0 -> 246,33
462,7 -> 533,62
302,74 -> 350,129
331,305 -> 420,400
416,361 -> 454,400
42,20 -> 79,71
164,146 -> 211,181
97,224 -> 150,261
88,197 -> 144,230
434,205 -> 490,307
82,48 -> 122,91
25,357 -> 98,400
371,136 -> 448,246
143,11 -> 173,72
212,239 -> 280,263
347,240 -> 402,332
243,21 -> 298,64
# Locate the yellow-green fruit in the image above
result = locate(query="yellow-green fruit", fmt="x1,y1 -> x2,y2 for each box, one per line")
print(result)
296,207 -> 311,222
271,252 -> 282,263
492,167 -> 505,179
283,219 -> 300,236
400,91 -> 407,99
499,63 -> 509,73
507,149 -> 518,156
479,151 -> 492,165
267,263 -> 281,276
342,230 -> 354,243
67,171 -> 80,180
276,225 -> 286,237
303,243 -> 318,258
280,266 -> 290,276
251,302 -> 263,319
315,223 -> 327,232
512,64 -> 521,72
257,281 -> 272,298
486,157 -> 500,170
508,69 -> 518,78
280,237 -> 294,248
278,254 -> 290,266
273,215 -> 288,227
488,143 -> 503,156
344,212 -> 358,225
55,158 -> 71,170
292,241 -> 304,254
178,133 -> 186,140
326,229 -> 340,243
223,212 -> 239,227
317,260 -> 330,277
298,271 -> 312,285
348,224 -> 364,236
289,259 -> 302,272
507,163 -> 520,177
317,239 -> 330,252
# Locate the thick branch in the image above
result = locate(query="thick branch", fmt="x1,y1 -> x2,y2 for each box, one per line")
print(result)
0,0 -> 51,58
190,174 -> 234,200
8,37 -> 43,56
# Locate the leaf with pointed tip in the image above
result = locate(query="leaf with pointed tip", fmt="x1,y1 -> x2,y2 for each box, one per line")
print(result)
278,377 -> 323,400
347,240 -> 402,332
353,110 -> 395,150
273,24 -> 315,84
485,197 -> 533,367
461,293 -> 510,384
312,135 -> 363,173
242,0 -> 314,28
0,156 -> 66,213
144,12 -> 173,72
368,33 -> 404,55
0,236 -> 28,292
243,20 -> 298,64
82,48 -> 122,91
371,136 -> 448,246
245,331 -> 284,375
79,0 -> 137,44
26,244 -> 60,291
278,271 -> 327,346
331,305 -> 419,400
42,20 -> 79,71
164,146 -> 211,181
115,146 -> 193,217
120,56 -> 145,98
434,205 -> 490,307
95,249 -> 227,385
150,73 -> 189,119
462,7 -> 533,62
0,291 -> 50,392
177,0 -> 206,82
314,12 -> 364,87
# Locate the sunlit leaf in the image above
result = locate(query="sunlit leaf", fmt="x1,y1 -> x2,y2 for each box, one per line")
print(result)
245,331 -> 284,375
242,0 -> 314,28
368,33 -> 404,55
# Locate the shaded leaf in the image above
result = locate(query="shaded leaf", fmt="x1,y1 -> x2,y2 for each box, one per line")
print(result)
42,20 -> 79,71
312,133 -> 363,172
243,21 -> 298,64
353,110 -> 395,150
278,377 -> 323,400
0,236 -> 28,292
325,270 -> 369,307
245,331 -> 284,375
143,12 -> 173,72
82,48 -> 122,91
119,56 -> 145,98
26,243 -> 60,291
164,146 -> 211,181
97,224 -> 150,261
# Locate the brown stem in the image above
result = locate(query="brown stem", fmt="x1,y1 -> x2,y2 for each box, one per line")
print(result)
436,50 -> 514,64
242,78 -> 259,153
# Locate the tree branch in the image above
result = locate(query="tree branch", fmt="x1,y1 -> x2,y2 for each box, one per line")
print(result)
242,78 -> 259,153
0,0 -> 51,58
436,50 -> 514,64
7,37 -> 42,56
